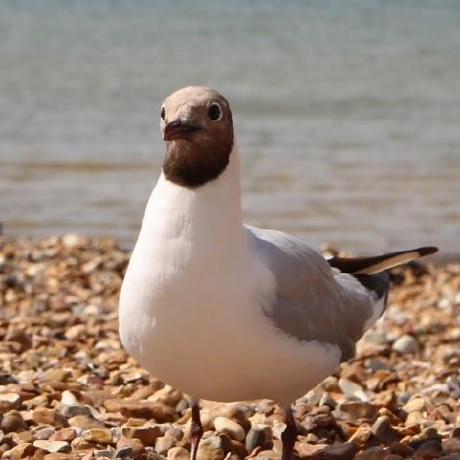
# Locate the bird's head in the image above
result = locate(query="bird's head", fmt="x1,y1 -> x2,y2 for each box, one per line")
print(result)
160,86 -> 234,188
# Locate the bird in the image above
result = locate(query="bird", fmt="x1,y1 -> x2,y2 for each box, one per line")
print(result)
119,86 -> 438,460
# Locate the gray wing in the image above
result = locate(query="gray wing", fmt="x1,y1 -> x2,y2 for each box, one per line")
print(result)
247,225 -> 378,361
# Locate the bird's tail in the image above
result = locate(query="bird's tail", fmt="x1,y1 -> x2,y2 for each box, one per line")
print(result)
328,246 -> 438,275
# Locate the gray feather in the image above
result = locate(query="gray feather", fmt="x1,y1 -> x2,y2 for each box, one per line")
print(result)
247,226 -> 380,361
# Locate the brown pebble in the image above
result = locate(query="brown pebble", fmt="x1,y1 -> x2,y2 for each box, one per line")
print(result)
155,435 -> 176,455
318,442 -> 358,460
403,397 -> 427,413
50,428 -> 77,443
43,454 -> 72,460
116,436 -> 145,455
43,370 -> 71,383
167,446 -> 189,460
33,408 -> 68,428
355,446 -> 392,460
104,399 -> 176,422
82,427 -> 113,444
390,441 -> 415,457
339,402 -> 379,421
10,430 -> 34,444
3,442 -> 36,460
70,437 -> 94,451
372,416 -> 401,444
414,439 -> 442,458
33,440 -> 71,453
67,414 -> 101,429
1,411 -> 28,432
122,425 -> 163,446
443,437 -> 460,454
34,427 -> 56,441
295,443 -> 327,459
348,426 -> 373,445
409,428 -> 442,449
196,435 -> 232,460
213,416 -> 246,442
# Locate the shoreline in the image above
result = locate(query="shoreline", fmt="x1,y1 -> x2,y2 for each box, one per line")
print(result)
0,232 -> 456,264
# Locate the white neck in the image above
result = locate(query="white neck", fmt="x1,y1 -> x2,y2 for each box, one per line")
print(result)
139,144 -> 246,262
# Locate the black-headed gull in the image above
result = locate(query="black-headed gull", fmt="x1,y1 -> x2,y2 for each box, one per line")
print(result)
119,86 -> 437,460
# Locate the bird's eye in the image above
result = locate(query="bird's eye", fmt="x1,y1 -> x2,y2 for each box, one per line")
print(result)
160,106 -> 166,120
208,102 -> 223,121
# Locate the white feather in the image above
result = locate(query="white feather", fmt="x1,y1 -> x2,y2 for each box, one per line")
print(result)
119,145 -> 341,406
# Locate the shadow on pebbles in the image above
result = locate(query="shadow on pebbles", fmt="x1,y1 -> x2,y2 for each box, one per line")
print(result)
0,235 -> 459,460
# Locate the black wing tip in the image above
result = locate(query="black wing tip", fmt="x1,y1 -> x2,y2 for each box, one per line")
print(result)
416,246 -> 439,257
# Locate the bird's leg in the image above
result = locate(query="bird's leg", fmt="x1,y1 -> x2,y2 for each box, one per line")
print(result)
190,400 -> 203,460
281,406 -> 297,460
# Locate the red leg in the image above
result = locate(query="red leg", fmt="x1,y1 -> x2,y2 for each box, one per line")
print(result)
281,406 -> 297,460
190,400 -> 203,460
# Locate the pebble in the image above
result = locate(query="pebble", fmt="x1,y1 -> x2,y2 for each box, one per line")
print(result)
122,425 -> 163,445
33,440 -> 71,453
1,411 -> 28,433
116,436 -> 144,456
167,446 -> 189,460
82,427 -> 113,444
318,393 -> 336,408
405,410 -> 424,426
0,393 -> 21,410
372,416 -> 401,444
414,439 -> 443,458
196,436 -> 230,460
3,442 -> 36,459
443,438 -> 460,454
34,427 -> 56,440
213,416 -> 245,442
338,378 -> 370,402
60,404 -> 93,419
390,442 -> 414,457
155,435 -> 176,455
295,443 -> 327,458
348,426 -> 373,445
245,425 -> 273,453
392,335 -> 419,354
32,408 -> 67,427
318,442 -> 358,459
114,445 -> 134,458
197,436 -> 226,460
50,428 -> 77,443
60,391 -> 78,406
403,397 -> 426,413
355,447 -> 392,460
64,415 -> 97,431
95,449 -> 116,458
104,399 -> 176,422
339,402 -> 379,420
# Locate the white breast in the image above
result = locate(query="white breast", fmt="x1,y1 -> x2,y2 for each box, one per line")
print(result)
119,148 -> 341,405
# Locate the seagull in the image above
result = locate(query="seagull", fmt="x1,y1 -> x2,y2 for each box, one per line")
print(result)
119,86 -> 437,460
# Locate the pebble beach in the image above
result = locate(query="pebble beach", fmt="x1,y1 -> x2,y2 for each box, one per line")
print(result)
0,235 -> 459,460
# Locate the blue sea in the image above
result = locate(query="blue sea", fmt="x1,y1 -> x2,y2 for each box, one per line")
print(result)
1,0 -> 459,254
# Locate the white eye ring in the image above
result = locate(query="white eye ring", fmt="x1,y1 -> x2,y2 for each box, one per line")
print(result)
208,102 -> 223,121
160,105 -> 166,120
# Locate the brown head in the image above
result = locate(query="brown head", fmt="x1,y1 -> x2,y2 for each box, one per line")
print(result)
160,86 -> 234,188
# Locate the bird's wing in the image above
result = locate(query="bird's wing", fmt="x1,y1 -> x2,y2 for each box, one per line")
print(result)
246,226 -> 385,361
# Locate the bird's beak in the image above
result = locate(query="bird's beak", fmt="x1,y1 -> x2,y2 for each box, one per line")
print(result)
163,120 -> 201,141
